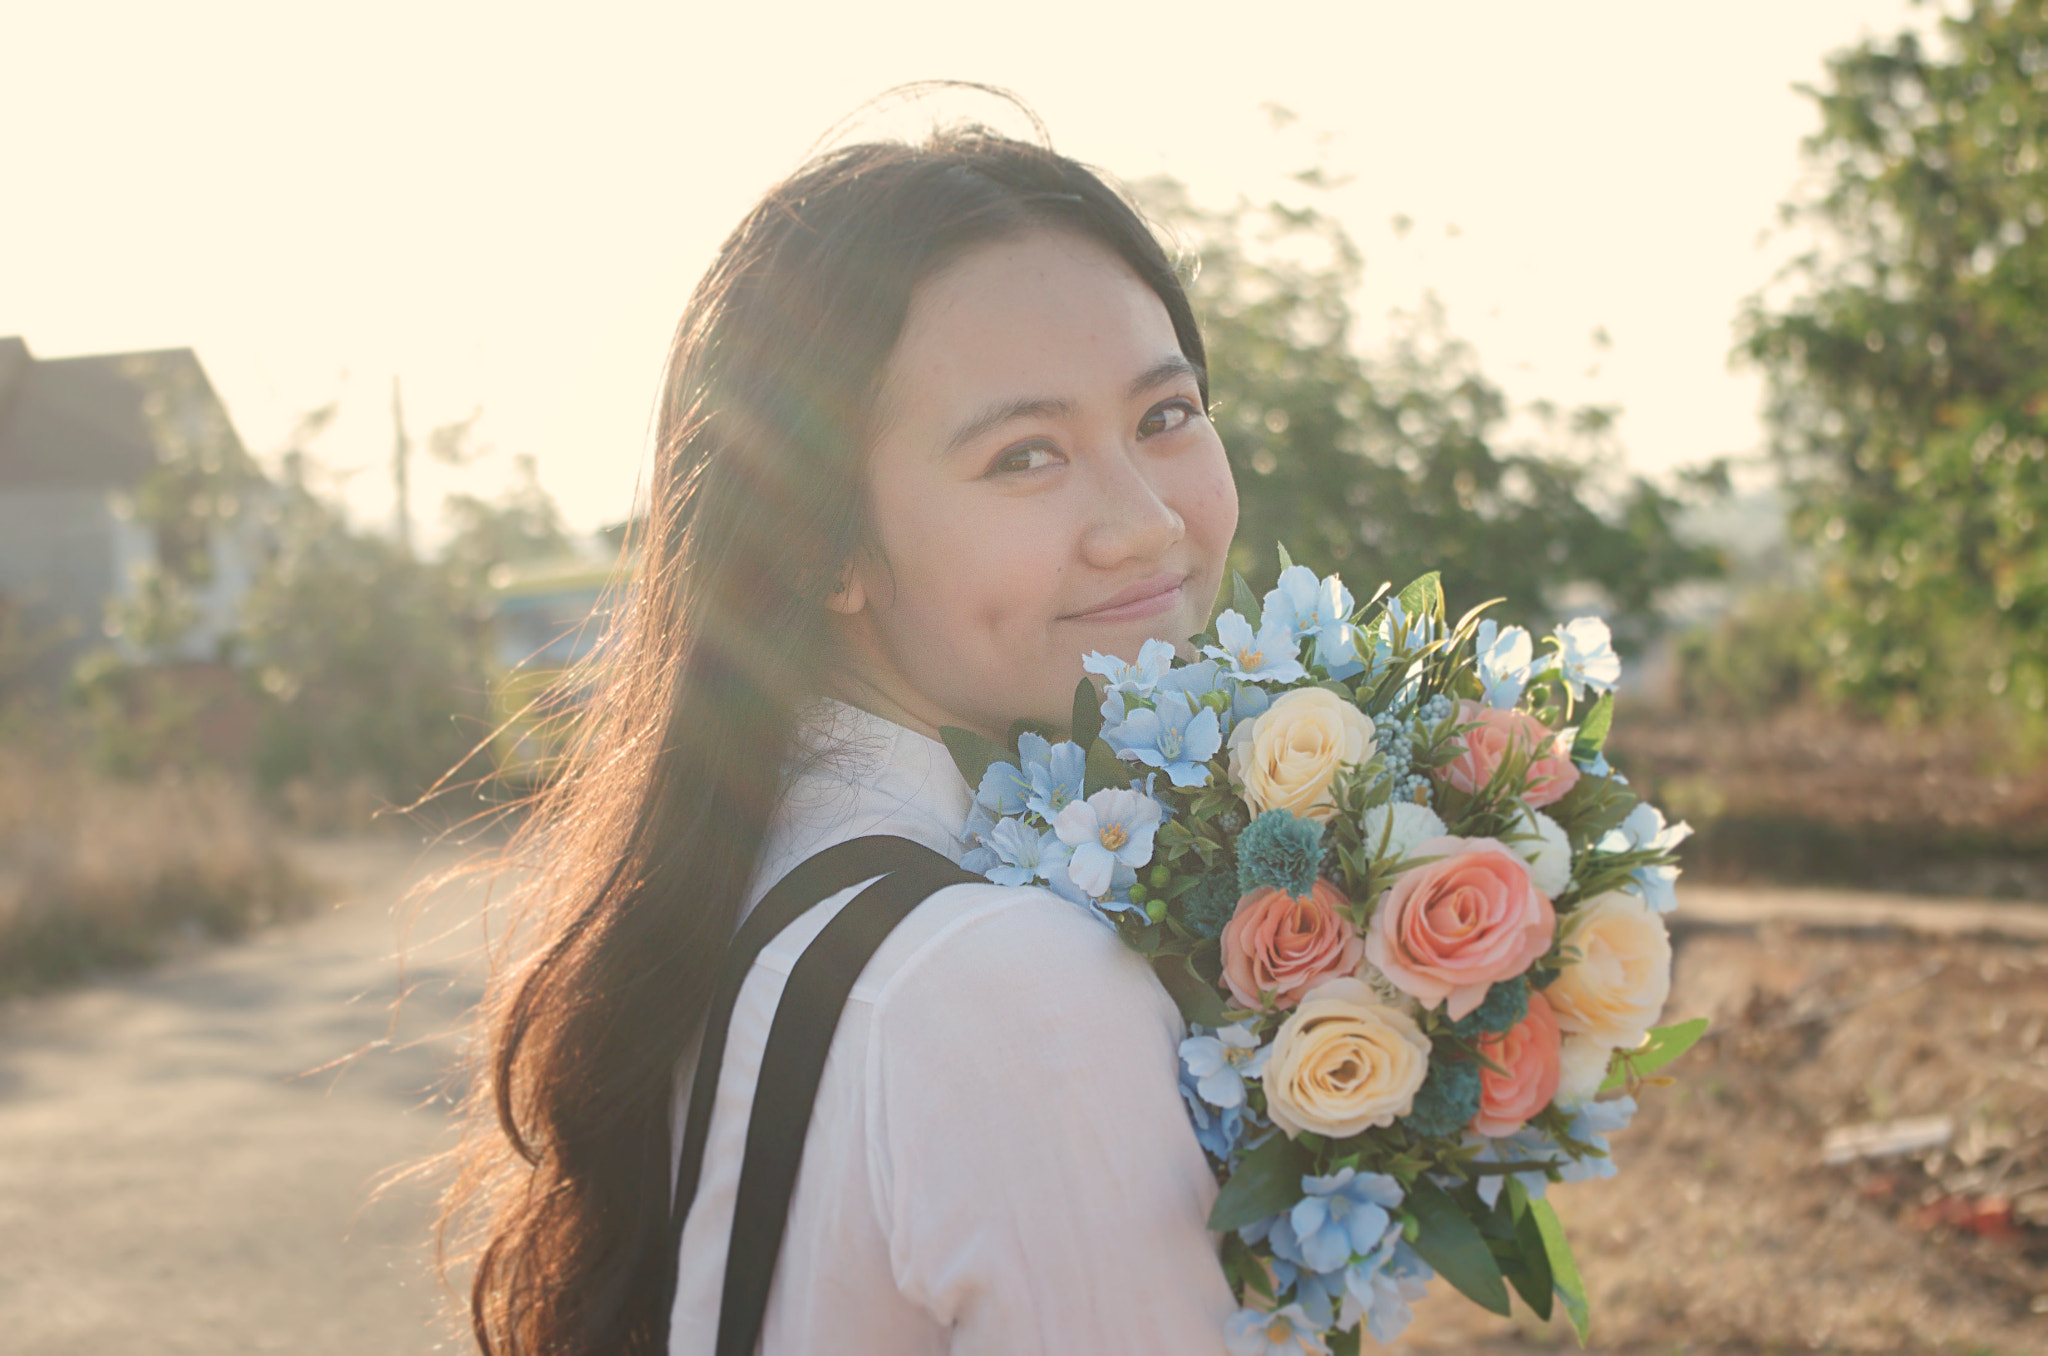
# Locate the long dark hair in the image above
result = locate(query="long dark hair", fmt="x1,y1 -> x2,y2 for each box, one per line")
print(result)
441,121 -> 1210,1354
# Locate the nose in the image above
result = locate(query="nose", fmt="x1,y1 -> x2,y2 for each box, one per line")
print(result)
1079,438 -> 1185,571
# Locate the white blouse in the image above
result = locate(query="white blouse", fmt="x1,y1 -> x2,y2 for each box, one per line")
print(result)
668,700 -> 1236,1354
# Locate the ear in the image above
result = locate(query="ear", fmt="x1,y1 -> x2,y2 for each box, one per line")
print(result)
825,570 -> 867,616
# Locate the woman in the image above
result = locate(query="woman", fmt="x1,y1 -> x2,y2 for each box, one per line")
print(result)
444,124 -> 1242,1354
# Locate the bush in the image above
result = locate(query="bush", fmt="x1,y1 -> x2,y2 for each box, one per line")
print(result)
0,750 -> 313,993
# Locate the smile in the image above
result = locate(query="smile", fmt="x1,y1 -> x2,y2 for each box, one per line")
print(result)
1065,572 -> 1187,624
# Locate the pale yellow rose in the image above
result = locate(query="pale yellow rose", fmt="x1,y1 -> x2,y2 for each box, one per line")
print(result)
1261,976 -> 1430,1138
1545,890 -> 1673,1048
1227,687 -> 1376,822
1554,1032 -> 1617,1107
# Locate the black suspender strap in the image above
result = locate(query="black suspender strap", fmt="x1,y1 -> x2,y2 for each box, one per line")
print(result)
666,834 -> 978,1356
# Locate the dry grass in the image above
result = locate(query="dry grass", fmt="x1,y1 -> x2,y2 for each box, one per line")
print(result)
0,750 -> 314,993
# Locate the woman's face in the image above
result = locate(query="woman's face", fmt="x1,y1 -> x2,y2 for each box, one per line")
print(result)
831,227 -> 1238,741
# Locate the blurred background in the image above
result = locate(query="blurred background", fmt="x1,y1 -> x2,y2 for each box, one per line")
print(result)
3,1 -> 2046,1352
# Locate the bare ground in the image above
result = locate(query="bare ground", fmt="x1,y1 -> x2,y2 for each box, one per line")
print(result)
3,840 -> 2045,1354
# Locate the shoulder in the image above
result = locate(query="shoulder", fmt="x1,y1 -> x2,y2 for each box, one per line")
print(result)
855,881 -> 1181,1050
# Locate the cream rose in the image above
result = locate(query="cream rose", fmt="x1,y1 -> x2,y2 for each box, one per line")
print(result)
1545,890 -> 1673,1047
1227,687 -> 1376,822
1261,976 -> 1431,1137
1555,1032 -> 1619,1108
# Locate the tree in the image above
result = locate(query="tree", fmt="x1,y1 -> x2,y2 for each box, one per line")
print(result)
1143,178 -> 1719,652
1739,0 -> 2048,732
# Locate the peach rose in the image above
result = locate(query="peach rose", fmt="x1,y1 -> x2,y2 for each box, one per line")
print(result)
1262,976 -> 1432,1138
1227,687 -> 1376,822
1221,879 -> 1364,1010
1438,699 -> 1581,808
1364,836 -> 1556,1021
1544,890 -> 1673,1048
1471,990 -> 1564,1137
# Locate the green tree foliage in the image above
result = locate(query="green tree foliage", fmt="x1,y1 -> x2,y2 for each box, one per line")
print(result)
1740,0 -> 2048,730
238,449 -> 493,799
1144,179 -> 1720,650
439,452 -> 571,597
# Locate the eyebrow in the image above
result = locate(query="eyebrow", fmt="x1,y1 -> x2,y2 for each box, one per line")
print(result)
938,354 -> 1206,459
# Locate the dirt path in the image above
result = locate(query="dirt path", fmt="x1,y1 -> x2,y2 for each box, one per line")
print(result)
0,837 -> 485,1356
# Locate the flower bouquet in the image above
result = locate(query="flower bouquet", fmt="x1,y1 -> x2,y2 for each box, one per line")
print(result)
944,555 -> 1706,1353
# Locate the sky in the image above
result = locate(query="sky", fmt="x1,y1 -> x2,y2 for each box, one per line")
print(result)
2,0 -> 1942,543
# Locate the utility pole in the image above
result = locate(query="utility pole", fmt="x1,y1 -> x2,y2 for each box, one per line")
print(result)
392,375 -> 413,557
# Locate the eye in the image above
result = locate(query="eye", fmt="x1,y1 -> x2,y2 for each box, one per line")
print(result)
1138,398 -> 1202,439
987,442 -> 1064,476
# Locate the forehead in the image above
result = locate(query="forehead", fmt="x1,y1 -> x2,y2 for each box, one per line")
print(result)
874,228 -> 1181,433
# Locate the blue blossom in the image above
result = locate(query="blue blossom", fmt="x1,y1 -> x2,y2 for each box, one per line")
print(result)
1267,1257 -> 1347,1331
1462,1125 -> 1565,1208
1265,566 -> 1366,681
1178,1057 -> 1252,1158
1288,1168 -> 1404,1274
1180,1022 -> 1270,1110
1342,1233 -> 1434,1344
1024,738 -> 1087,821
1378,596 -> 1442,652
1552,616 -> 1622,698
1474,619 -> 1535,709
959,843 -> 999,875
1555,1095 -> 1638,1186
1205,609 -> 1309,685
974,759 -> 1032,816
1082,638 -> 1177,695
1598,802 -> 1693,913
986,817 -> 1066,888
1107,689 -> 1221,788
1052,788 -> 1161,898
1576,748 -> 1629,784
1223,1304 -> 1330,1356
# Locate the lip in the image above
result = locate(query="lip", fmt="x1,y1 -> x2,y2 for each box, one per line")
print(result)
1065,571 -> 1187,624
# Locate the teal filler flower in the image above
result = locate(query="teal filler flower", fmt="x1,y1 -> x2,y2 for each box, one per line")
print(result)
1235,810 -> 1324,899
1206,608 -> 1309,685
1052,788 -> 1162,898
1108,688 -> 1222,788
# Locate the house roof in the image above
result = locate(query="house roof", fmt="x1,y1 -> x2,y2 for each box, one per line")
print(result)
0,338 -> 245,489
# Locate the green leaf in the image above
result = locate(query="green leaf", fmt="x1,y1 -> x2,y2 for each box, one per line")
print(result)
1404,1178 -> 1511,1316
1396,571 -> 1444,623
1083,737 -> 1129,795
1502,1179 -> 1555,1321
1069,676 -> 1103,749
1275,541 -> 1296,573
1570,691 -> 1615,762
938,725 -> 1006,793
1231,571 -> 1261,627
1151,952 -> 1229,1029
1327,1329 -> 1360,1356
1207,1131 -> 1307,1233
1527,1196 -> 1590,1344
1008,717 -> 1058,748
1600,1017 -> 1711,1092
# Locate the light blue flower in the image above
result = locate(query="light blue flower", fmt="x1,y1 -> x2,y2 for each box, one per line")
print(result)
1474,619 -> 1536,709
1178,1061 -> 1249,1159
1052,788 -> 1162,898
959,843 -> 999,875
1288,1168 -> 1404,1274
1462,1125 -> 1565,1208
1267,1257 -> 1348,1332
1262,565 -> 1327,639
1082,638 -> 1177,695
1378,596 -> 1442,652
1223,1305 -> 1330,1356
1343,1233 -> 1434,1344
1179,1022 -> 1270,1110
1108,689 -> 1221,788
1553,616 -> 1622,698
1264,566 -> 1364,681
1205,609 -> 1309,685
1023,737 -> 1087,821
1576,748 -> 1629,784
974,759 -> 1032,816
1598,802 -> 1693,913
1227,679 -> 1272,731
1555,1095 -> 1638,1185
986,817 -> 1066,888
